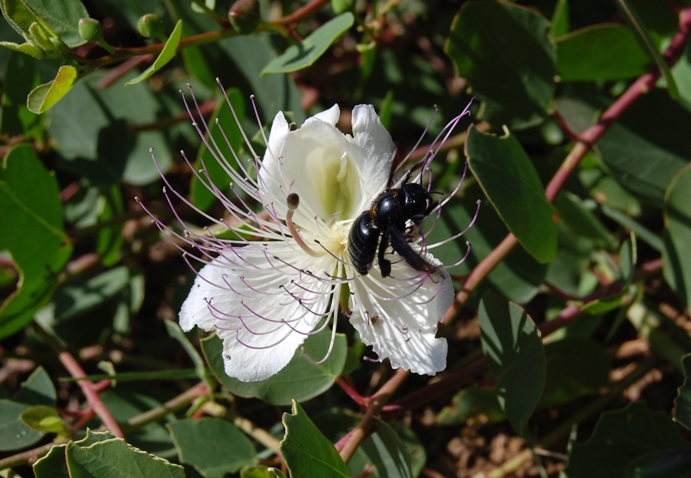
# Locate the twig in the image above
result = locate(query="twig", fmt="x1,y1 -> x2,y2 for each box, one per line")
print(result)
272,0 -> 329,26
336,368 -> 409,463
121,381 -> 208,432
58,351 -> 124,438
0,438 -> 70,469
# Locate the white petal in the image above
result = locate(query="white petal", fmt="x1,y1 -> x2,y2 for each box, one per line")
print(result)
306,104 -> 340,126
260,117 -> 365,223
351,104 -> 396,203
348,253 -> 453,375
264,111 -> 290,168
179,244 -> 339,381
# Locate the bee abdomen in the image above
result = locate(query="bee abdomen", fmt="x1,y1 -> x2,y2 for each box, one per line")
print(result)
348,212 -> 380,275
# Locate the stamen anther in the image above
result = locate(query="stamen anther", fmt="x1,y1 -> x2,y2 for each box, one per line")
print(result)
285,193 -> 322,258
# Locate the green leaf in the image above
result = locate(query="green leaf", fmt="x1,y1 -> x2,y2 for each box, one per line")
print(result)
280,401 -> 350,478
201,327 -> 347,406
619,231 -> 637,286
551,0 -> 569,37
22,0 -> 89,47
0,145 -> 71,339
168,418 -> 257,477
556,24 -> 650,81
1,51 -> 41,137
99,392 -> 176,458
0,367 -> 56,451
623,448 -> 691,478
0,0 -> 65,58
126,19 -> 183,85
357,418 -> 413,478
0,39 -> 45,58
14,366 -> 57,406
674,353 -> 691,430
66,436 -> 186,478
261,13 -> 354,75
75,429 -> 117,447
671,42 -> 691,105
0,400 -> 45,451
566,402 -> 690,478
190,88 -> 246,211
27,65 -> 78,114
598,89 -> 691,208
96,186 -> 125,267
554,192 -> 617,251
445,2 -> 556,129
240,466 -> 275,478
478,290 -> 546,435
663,163 -> 691,307
33,444 -> 69,478
165,320 -> 214,391
49,71 -> 172,186
425,190 -> 547,305
217,32 -> 306,124
466,125 -> 557,263
37,266 -> 133,347
20,405 -> 68,437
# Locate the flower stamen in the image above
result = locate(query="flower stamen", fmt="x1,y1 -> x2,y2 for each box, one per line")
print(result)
285,193 -> 324,258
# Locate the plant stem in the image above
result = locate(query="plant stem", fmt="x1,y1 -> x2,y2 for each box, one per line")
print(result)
336,368 -> 409,463
58,351 -> 124,438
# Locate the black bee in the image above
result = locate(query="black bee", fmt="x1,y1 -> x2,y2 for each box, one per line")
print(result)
348,170 -> 438,278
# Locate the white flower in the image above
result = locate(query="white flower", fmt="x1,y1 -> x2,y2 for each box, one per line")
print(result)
140,83 -> 475,382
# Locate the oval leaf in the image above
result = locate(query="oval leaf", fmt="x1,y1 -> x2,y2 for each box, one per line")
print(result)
556,24 -> 650,81
66,435 -> 185,478
0,145 -> 71,338
465,125 -> 557,263
598,90 -> 691,208
445,2 -> 556,129
168,418 -> 257,477
261,13 -> 354,75
126,19 -> 183,86
478,290 -> 546,435
27,65 -> 78,114
280,401 -> 350,478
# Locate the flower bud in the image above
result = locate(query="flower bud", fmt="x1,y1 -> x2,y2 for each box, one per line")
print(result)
78,18 -> 102,42
137,14 -> 165,39
228,0 -> 260,35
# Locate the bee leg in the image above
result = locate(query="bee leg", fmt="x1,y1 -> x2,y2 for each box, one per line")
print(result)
389,226 -> 437,273
378,229 -> 392,278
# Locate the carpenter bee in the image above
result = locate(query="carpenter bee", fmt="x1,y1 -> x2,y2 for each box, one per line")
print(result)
348,169 -> 438,278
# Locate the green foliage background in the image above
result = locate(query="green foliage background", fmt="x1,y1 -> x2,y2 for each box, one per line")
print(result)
1,0 -> 691,477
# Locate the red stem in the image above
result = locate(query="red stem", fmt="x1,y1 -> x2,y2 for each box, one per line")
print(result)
58,351 -> 124,438
272,0 -> 329,26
